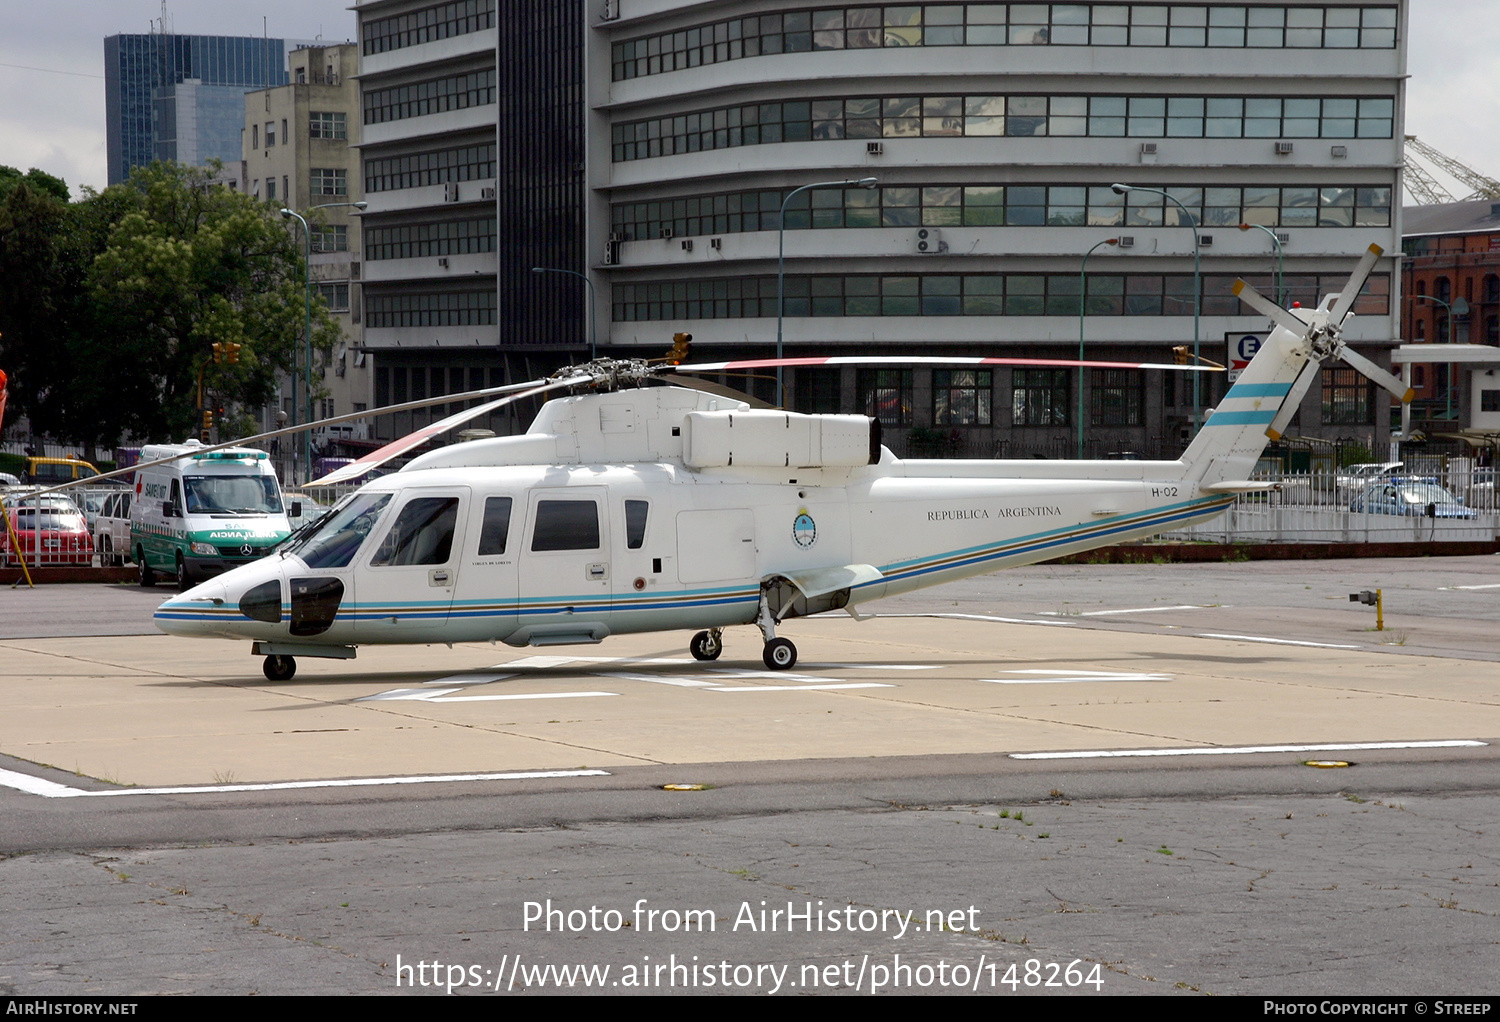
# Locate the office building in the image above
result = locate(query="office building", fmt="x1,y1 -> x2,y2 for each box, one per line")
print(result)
241,44 -> 371,478
358,0 -> 1408,455
105,32 -> 290,186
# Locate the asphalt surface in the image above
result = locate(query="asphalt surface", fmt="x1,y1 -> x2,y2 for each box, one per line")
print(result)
1,557 -> 1498,997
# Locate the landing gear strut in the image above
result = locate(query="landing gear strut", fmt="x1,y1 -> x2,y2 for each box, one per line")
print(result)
263,654 -> 296,681
756,587 -> 797,670
689,629 -> 723,661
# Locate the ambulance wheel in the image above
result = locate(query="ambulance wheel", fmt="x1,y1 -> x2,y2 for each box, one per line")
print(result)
690,630 -> 722,661
763,638 -> 797,671
176,554 -> 190,591
263,655 -> 296,682
137,549 -> 155,588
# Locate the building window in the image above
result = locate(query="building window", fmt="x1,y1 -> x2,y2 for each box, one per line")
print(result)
612,92 -> 1395,162
266,177 -> 276,201
252,124 -> 259,148
1484,275 -> 1500,303
363,69 -> 497,125
859,369 -> 913,425
1091,369 -> 1145,426
365,290 -> 497,327
793,368 -> 842,414
310,112 -> 347,140
265,121 -> 276,147
1322,367 -> 1374,425
933,369 -> 992,425
311,168 -> 348,196
364,0 -> 496,55
1482,390 -> 1500,413
1013,369 -> 1070,426
317,282 -> 350,311
311,225 -> 349,252
366,217 -> 497,260
364,143 -> 496,193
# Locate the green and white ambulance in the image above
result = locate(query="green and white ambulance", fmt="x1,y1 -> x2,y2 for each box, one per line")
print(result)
130,440 -> 294,590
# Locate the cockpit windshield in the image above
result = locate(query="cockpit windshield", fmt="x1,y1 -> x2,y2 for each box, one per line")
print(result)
285,492 -> 393,568
184,474 -> 283,514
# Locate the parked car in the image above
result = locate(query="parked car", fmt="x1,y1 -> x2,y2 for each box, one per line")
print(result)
1349,480 -> 1477,519
1335,462 -> 1403,500
92,490 -> 134,566
1,494 -> 95,566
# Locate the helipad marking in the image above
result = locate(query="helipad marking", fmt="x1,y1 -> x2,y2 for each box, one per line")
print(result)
426,673 -> 514,687
1198,633 -> 1361,649
358,688 -> 615,702
1011,740 -> 1486,761
877,612 -> 1074,627
983,669 -> 1171,684
0,767 -> 612,799
597,671 -> 722,689
1040,605 -> 1208,617
707,683 -> 895,692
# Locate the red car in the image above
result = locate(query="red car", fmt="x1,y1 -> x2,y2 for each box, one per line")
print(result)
2,495 -> 95,566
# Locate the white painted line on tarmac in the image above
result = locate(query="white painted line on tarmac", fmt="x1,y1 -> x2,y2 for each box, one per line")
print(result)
983,670 -> 1171,684
426,673 -> 514,687
1011,740 -> 1487,761
597,671 -> 722,688
707,683 -> 895,692
815,663 -> 942,671
496,655 -> 694,669
0,767 -> 612,799
877,612 -> 1075,627
422,691 -> 618,703
1040,605 -> 1208,617
1439,583 -> 1500,590
1198,633 -> 1361,649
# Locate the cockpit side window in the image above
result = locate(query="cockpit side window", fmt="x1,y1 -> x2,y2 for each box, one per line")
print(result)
289,492 -> 392,568
478,496 -> 513,555
371,497 -> 459,566
624,499 -> 649,549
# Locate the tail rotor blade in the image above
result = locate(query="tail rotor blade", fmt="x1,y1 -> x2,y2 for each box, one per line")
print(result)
1264,360 -> 1321,441
1233,279 -> 1308,337
1327,242 -> 1385,327
1339,346 -> 1415,403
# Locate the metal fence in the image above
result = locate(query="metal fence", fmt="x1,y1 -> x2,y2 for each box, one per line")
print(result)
1162,461 -> 1500,544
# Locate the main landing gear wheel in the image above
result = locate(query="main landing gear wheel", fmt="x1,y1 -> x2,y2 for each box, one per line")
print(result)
763,637 -> 797,671
137,550 -> 155,588
689,629 -> 723,661
263,655 -> 296,681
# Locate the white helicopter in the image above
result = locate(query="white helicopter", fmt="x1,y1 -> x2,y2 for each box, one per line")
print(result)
152,244 -> 1409,680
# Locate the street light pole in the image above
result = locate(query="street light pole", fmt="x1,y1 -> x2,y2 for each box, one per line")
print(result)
531,266 -> 597,359
777,177 -> 877,404
1078,237 -> 1119,460
280,200 -> 366,484
1112,183 -> 1201,436
1238,222 -> 1284,308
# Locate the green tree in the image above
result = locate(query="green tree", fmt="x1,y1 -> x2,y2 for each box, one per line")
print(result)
0,161 -> 337,449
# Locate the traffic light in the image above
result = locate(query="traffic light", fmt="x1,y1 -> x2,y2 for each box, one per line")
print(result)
202,408 -> 214,431
225,342 -> 241,364
212,342 -> 224,363
666,332 -> 692,364
1173,345 -> 1192,365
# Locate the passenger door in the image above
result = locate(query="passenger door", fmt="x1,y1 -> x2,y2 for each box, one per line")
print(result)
355,487 -> 469,640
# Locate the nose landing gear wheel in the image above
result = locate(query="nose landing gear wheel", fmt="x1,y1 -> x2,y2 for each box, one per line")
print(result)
263,655 -> 297,681
689,629 -> 723,661
763,637 -> 797,671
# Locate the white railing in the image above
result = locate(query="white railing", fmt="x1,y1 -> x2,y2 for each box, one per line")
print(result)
1162,468 -> 1500,544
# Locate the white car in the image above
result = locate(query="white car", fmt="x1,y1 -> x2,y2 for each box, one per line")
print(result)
93,490 -> 134,566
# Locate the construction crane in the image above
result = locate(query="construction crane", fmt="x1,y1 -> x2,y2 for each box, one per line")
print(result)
1404,135 -> 1500,204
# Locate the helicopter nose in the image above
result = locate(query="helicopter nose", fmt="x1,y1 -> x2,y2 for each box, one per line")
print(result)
153,581 -> 233,636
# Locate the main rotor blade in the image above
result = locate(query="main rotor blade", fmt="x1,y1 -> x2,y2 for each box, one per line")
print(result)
1326,242 -> 1385,327
1232,279 -> 1308,337
672,355 -> 1222,373
1264,360 -> 1321,441
307,378 -> 581,486
1339,346 -> 1415,403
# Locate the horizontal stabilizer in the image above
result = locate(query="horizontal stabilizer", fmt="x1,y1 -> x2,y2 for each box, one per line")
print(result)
1199,480 -> 1278,493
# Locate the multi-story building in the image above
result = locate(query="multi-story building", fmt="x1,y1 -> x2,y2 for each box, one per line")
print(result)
105,32 -> 290,185
357,0 -> 1408,456
1400,199 -> 1500,435
241,44 -> 372,480
353,0 -> 509,441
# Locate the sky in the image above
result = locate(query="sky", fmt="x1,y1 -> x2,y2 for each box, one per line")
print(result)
2,0 -> 1499,202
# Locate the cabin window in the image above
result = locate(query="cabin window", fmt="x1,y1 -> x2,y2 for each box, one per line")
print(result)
624,500 -> 649,549
477,496 -> 513,555
531,500 -> 601,551
370,497 -> 459,566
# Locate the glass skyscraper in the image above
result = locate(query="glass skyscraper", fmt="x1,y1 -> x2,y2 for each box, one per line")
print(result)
104,33 -> 289,185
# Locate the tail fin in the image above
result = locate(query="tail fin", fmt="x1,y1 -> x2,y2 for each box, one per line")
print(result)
1178,318 -> 1311,488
